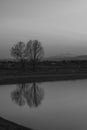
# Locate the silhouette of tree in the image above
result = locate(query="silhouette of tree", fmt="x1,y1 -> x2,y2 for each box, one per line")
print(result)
11,40 -> 44,71
11,41 -> 26,70
11,82 -> 44,108
24,82 -> 44,107
11,87 -> 25,106
25,40 -> 44,71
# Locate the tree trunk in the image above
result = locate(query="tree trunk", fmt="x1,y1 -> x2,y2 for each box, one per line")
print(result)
32,60 -> 36,72
21,59 -> 25,72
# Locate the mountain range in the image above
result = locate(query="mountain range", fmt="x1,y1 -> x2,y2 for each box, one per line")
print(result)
0,54 -> 87,62
44,54 -> 87,61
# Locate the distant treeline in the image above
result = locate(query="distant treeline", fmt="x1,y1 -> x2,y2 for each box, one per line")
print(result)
0,60 -> 87,74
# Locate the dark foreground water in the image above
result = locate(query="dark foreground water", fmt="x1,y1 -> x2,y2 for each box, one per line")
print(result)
0,80 -> 87,130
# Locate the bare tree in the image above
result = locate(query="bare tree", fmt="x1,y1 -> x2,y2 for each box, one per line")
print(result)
11,41 -> 26,70
26,40 -> 44,71
11,83 -> 44,108
11,40 -> 44,71
25,82 -> 44,107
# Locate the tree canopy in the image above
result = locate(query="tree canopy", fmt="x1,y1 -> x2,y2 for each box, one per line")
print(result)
11,40 -> 44,62
11,40 -> 44,71
11,41 -> 26,61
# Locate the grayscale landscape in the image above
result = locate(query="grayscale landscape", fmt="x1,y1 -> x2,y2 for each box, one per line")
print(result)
0,0 -> 87,130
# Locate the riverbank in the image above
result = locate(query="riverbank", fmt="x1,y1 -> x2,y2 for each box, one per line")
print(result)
0,73 -> 87,84
0,116 -> 33,130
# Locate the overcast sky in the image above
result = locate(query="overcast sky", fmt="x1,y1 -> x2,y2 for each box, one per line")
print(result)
0,0 -> 87,58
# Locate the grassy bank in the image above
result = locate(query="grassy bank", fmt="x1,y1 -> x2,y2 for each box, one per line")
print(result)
0,73 -> 87,85
1,60 -> 87,84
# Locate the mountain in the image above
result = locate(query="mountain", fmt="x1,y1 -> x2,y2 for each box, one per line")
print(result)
1,54 -> 87,62
44,55 -> 87,61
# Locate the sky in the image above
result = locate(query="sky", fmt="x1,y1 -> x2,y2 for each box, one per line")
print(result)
0,0 -> 87,58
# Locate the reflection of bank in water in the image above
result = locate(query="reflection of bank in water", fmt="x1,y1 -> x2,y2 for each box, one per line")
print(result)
11,82 -> 44,107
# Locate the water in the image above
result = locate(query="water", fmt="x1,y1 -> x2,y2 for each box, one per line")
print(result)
0,80 -> 87,130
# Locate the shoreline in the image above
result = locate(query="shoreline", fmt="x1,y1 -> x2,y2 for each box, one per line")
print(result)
0,116 -> 33,130
0,74 -> 87,129
0,73 -> 87,84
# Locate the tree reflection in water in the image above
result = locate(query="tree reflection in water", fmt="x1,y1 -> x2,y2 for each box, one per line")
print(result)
11,82 -> 44,107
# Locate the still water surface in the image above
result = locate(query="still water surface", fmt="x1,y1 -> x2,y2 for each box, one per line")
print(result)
0,80 -> 87,130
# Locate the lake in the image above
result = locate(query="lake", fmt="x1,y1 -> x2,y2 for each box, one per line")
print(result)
0,79 -> 87,130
